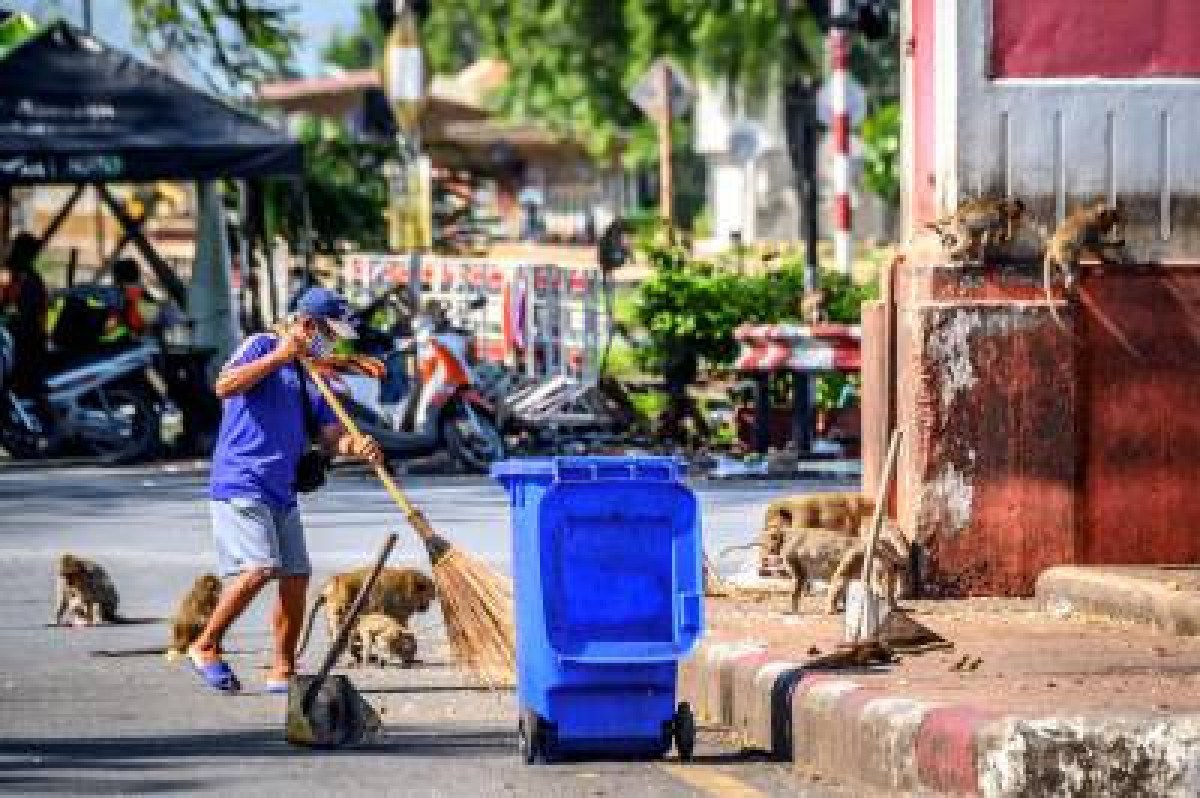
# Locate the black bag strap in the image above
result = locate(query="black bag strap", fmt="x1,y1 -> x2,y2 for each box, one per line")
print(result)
296,360 -> 320,443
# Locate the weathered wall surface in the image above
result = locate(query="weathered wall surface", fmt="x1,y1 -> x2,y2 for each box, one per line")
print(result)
874,263 -> 1200,596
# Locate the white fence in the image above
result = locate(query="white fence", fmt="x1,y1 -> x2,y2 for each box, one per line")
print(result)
344,253 -> 611,382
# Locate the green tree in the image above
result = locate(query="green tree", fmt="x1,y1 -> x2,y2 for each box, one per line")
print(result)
271,117 -> 391,253
320,2 -> 384,72
128,0 -> 298,92
860,100 -> 900,205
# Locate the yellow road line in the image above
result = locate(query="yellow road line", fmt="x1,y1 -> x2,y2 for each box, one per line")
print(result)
659,763 -> 768,798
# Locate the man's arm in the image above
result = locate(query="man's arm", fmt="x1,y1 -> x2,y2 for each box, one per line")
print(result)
214,347 -> 291,399
214,330 -> 304,399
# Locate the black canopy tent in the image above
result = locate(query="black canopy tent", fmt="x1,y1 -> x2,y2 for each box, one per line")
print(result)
0,20 -> 304,311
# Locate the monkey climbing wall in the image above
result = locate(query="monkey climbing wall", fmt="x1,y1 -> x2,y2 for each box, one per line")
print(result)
860,0 -> 1200,595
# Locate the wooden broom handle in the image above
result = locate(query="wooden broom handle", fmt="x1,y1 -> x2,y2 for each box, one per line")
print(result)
300,359 -> 435,542
855,427 -> 903,642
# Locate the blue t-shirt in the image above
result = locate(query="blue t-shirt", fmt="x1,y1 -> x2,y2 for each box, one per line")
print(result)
209,333 -> 338,508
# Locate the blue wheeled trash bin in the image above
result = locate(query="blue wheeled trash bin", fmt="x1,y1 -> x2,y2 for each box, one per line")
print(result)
492,456 -> 704,764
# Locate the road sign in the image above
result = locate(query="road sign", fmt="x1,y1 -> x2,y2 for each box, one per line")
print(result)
729,121 -> 768,165
629,58 -> 695,120
817,77 -> 867,126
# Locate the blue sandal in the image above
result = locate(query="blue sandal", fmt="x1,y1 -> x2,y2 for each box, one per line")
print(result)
264,679 -> 290,695
187,653 -> 242,694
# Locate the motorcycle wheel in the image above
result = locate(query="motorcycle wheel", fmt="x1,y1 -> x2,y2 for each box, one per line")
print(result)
78,383 -> 160,465
442,407 -> 506,474
0,399 -> 51,459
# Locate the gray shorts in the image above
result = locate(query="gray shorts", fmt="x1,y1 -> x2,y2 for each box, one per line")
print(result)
209,498 -> 311,577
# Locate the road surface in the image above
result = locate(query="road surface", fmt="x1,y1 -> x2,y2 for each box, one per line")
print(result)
0,464 -> 857,796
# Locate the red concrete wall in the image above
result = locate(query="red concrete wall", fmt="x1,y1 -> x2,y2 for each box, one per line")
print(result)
993,0 -> 1200,78
1078,268 -> 1200,565
862,262 -> 1200,596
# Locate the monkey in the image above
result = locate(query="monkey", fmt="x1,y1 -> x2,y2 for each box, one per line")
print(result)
800,289 -> 826,325
762,493 -> 875,542
53,554 -> 121,626
296,566 -> 436,661
164,574 -> 222,663
352,613 -> 418,667
926,197 -> 1025,262
1043,201 -> 1127,329
782,527 -> 863,614
825,521 -> 911,615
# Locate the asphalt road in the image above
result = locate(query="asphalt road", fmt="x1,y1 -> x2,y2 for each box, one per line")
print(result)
0,463 -> 857,797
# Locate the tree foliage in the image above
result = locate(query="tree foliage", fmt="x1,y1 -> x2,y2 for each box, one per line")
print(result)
860,99 -> 900,203
421,1 -> 828,167
320,2 -> 384,72
632,237 -> 876,377
128,0 -> 298,92
271,117 -> 391,253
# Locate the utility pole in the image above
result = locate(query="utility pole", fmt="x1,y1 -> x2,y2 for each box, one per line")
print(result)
781,0 -> 820,297
80,0 -> 92,32
380,0 -> 429,306
656,62 -> 673,224
829,0 -> 855,275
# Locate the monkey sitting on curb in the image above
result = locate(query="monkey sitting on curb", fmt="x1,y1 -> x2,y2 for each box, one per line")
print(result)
165,574 -> 222,662
297,566 -> 436,663
352,613 -> 418,667
53,554 -> 121,626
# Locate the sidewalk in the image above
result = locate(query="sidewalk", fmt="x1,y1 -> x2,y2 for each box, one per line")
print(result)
682,590 -> 1200,796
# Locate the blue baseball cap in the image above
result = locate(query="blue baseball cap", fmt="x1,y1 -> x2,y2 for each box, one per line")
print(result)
295,286 -> 357,339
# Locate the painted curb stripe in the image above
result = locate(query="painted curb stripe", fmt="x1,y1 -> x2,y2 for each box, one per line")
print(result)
915,706 -> 995,794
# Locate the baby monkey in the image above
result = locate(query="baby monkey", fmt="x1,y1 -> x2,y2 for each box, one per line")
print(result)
165,573 -> 223,662
53,554 -> 121,626
352,613 -> 418,667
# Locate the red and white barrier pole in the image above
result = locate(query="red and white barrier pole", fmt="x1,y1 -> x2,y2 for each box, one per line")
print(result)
830,0 -> 853,275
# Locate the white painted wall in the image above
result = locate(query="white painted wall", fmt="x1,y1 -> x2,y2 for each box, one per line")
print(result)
928,0 -> 1200,260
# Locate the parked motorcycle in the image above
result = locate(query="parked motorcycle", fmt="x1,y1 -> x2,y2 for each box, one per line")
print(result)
330,291 -> 505,473
0,325 -> 165,464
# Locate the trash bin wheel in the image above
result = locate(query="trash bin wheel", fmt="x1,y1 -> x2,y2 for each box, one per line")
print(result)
518,710 -> 542,765
673,702 -> 696,762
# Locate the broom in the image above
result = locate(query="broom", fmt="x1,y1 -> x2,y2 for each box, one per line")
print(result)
300,359 -> 517,688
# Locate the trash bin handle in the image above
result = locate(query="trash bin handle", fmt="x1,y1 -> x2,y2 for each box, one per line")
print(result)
678,591 -> 703,633
552,460 -> 682,482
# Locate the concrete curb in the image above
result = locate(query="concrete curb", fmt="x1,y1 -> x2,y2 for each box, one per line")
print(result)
679,641 -> 1200,796
1037,566 -> 1200,636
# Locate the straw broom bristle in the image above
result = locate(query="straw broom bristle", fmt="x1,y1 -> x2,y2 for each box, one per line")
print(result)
432,547 -> 516,688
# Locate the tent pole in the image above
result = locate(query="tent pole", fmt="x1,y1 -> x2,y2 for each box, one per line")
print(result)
97,183 -> 188,309
34,185 -> 84,260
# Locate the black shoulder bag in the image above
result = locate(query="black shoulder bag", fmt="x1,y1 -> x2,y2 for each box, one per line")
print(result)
293,364 -> 330,494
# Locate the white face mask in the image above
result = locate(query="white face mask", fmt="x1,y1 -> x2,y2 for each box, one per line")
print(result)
307,327 -> 335,359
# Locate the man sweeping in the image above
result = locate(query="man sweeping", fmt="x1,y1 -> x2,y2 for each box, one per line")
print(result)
187,287 -> 384,694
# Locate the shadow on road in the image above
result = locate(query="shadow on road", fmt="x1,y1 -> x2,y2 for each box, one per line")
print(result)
0,726 -> 514,767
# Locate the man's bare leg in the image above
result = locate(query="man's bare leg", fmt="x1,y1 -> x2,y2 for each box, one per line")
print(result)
269,574 -> 310,682
189,568 -> 273,665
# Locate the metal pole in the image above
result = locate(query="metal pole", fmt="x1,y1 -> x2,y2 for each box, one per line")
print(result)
791,369 -> 812,454
754,372 -> 771,455
81,0 -> 92,32
657,62 -> 674,224
830,0 -> 854,275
